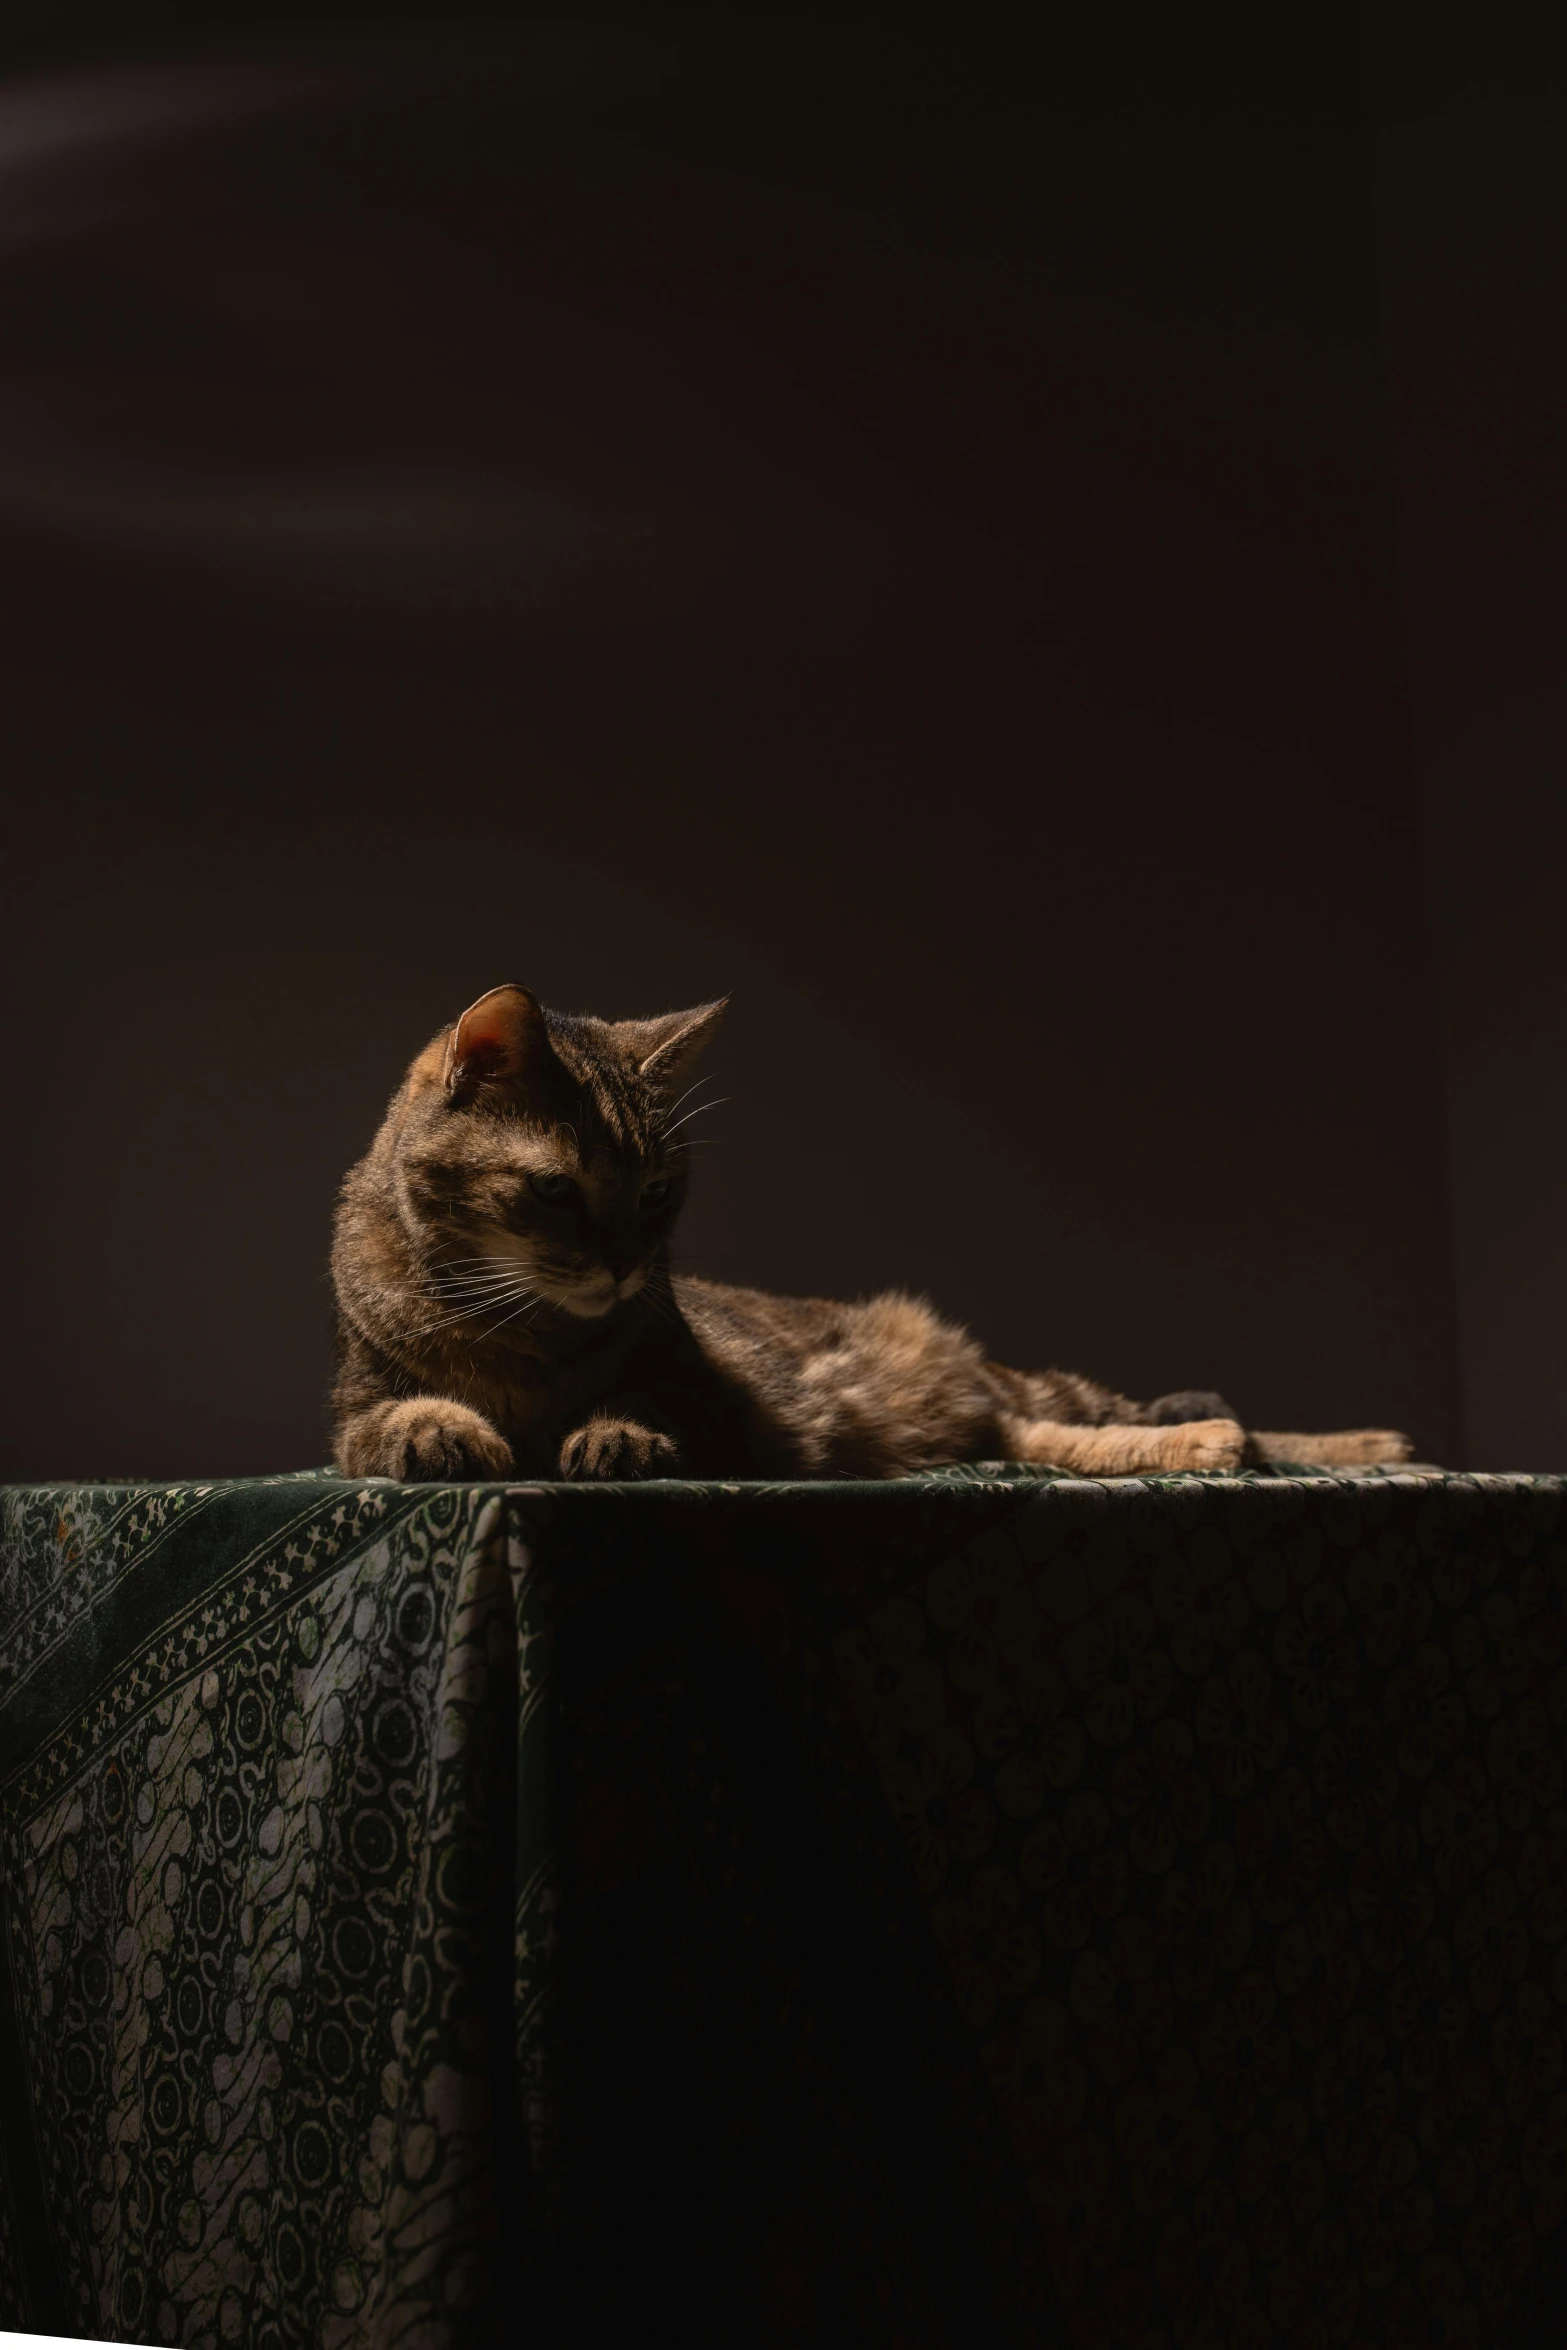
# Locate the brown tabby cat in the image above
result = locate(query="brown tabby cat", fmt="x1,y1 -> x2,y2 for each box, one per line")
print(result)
330,985 -> 1414,1482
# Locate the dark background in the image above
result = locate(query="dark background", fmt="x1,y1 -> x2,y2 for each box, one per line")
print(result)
0,3 -> 1561,1478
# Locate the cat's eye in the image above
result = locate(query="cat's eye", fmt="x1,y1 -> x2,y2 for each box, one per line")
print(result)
527,1171 -> 579,1206
641,1177 -> 674,1210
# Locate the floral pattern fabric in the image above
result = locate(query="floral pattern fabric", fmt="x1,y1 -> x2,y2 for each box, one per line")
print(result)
3,1466 -> 1567,2345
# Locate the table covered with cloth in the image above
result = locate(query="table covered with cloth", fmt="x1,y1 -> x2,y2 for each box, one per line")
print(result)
3,1466 -> 1567,2348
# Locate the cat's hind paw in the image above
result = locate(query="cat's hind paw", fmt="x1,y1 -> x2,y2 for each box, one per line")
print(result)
1337,1428 -> 1414,1465
1158,1417 -> 1247,1474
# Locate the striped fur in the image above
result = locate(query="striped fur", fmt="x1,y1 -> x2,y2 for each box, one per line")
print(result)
330,986 -> 1414,1481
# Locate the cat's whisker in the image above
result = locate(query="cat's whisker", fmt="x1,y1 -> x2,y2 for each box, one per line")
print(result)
422,1280 -> 530,1310
659,1073 -> 724,1130
435,1258 -> 537,1277
409,1308 -> 518,1339
634,1285 -> 682,1335
479,1290 -> 546,1341
431,1258 -> 534,1279
421,1279 -> 518,1297
662,1097 -> 732,1142
419,1302 -> 522,1328
410,1281 -> 541,1336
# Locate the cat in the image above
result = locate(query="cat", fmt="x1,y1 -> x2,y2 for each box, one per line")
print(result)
330,984 -> 1414,1483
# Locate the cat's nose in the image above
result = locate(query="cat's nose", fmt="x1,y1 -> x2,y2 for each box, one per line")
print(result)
607,1253 -> 639,1283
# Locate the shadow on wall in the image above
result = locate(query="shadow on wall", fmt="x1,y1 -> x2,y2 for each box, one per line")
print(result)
0,14 -> 1470,1476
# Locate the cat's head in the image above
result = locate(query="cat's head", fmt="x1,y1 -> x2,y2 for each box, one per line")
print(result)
390,983 -> 725,1320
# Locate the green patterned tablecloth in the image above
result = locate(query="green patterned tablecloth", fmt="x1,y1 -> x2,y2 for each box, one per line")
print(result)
4,1468 -> 1567,2347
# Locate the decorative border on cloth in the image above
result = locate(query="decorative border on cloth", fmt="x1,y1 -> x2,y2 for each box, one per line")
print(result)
1,1484 -> 217,1707
1,1484 -> 417,1812
1,1483 -> 517,2346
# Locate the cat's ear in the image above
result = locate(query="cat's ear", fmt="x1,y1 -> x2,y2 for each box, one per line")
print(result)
621,998 -> 728,1086
443,984 -> 554,1098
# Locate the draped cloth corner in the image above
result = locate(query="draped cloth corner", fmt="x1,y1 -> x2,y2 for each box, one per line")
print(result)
4,1465 -> 1567,2345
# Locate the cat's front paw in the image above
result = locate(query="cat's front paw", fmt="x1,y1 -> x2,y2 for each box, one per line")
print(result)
559,1418 -> 680,1479
1158,1417 -> 1246,1474
352,1398 -> 514,1481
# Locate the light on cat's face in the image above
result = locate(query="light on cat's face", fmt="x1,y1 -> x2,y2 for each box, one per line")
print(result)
410,979 -> 719,1320
454,1153 -> 679,1318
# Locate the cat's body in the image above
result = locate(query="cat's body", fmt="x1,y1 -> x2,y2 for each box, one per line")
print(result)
331,986 -> 1413,1483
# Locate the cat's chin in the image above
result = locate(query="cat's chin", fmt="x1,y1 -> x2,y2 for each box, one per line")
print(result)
546,1281 -> 622,1319
550,1274 -> 650,1319
556,1297 -> 615,1320
547,1270 -> 650,1318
